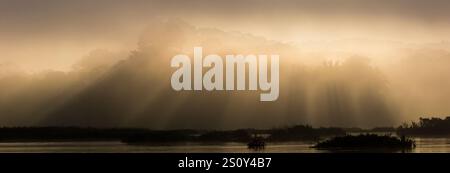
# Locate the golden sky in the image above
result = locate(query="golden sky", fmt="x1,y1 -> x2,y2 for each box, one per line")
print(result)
1,0 -> 450,71
1,0 -> 450,128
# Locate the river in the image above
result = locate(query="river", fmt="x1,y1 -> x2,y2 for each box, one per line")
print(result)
0,138 -> 449,153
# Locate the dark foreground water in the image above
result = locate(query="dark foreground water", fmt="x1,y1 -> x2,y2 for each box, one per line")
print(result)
0,138 -> 449,153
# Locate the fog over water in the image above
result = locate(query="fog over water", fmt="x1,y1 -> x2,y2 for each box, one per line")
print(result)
1,0 -> 450,129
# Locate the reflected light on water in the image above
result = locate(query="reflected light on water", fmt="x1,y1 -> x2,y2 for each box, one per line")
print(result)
0,138 -> 449,153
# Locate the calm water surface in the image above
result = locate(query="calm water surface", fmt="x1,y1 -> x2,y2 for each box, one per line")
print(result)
0,138 -> 449,153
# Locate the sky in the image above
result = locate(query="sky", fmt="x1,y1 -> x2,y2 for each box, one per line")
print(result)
1,0 -> 450,129
1,0 -> 450,71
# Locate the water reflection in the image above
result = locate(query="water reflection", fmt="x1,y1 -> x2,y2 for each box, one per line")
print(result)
0,138 -> 449,153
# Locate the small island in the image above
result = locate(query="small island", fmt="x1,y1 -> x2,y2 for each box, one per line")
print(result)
313,134 -> 416,150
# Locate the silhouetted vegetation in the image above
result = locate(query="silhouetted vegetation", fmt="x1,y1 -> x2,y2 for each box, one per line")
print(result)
267,125 -> 345,141
344,127 -> 396,133
0,125 -> 346,144
123,125 -> 346,144
123,129 -> 257,144
196,130 -> 252,142
247,135 -> 265,150
397,116 -> 450,136
313,134 -> 415,149
120,130 -> 198,144
0,127 -> 198,142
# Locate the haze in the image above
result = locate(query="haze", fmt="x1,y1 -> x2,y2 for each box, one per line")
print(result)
1,0 -> 450,129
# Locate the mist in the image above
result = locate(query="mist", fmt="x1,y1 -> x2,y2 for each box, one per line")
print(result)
1,1 -> 450,129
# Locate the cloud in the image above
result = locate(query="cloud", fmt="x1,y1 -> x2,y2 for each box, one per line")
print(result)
0,19 -> 449,129
5,20 -> 396,129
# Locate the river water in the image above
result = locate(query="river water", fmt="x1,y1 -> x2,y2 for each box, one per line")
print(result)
0,138 -> 449,153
